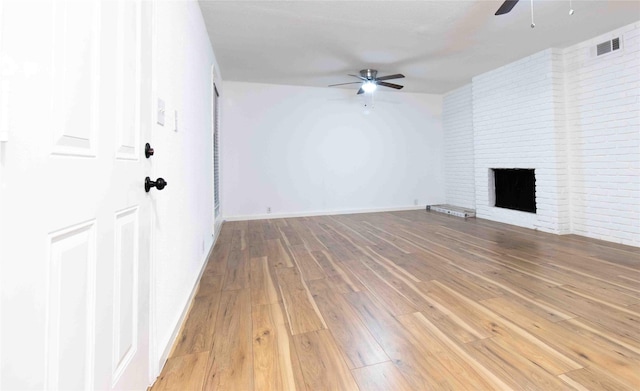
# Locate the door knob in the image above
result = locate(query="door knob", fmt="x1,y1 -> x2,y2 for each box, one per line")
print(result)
145,143 -> 154,158
145,177 -> 167,192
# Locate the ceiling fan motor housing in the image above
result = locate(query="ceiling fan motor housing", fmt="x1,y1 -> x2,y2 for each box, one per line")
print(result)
360,69 -> 378,80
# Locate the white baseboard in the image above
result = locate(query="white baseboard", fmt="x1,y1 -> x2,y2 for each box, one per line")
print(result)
223,205 -> 426,221
154,220 -> 223,379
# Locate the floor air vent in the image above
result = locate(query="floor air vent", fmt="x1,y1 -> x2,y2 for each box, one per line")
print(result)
597,37 -> 620,56
427,205 -> 475,219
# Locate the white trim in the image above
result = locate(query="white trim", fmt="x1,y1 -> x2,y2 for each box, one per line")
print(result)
214,219 -> 223,240
45,219 -> 97,390
148,0 -> 159,382
112,206 -> 140,387
223,205 -> 426,221
0,0 -> 5,387
152,223 -> 223,384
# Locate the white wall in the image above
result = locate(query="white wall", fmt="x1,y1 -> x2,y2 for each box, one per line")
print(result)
564,22 -> 640,246
443,84 -> 475,209
221,82 -> 445,219
152,0 -> 221,373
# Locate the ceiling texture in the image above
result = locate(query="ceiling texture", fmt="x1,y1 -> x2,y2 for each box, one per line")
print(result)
199,1 -> 640,94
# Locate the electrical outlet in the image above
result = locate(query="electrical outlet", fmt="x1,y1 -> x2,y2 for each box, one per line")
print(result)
414,199 -> 418,206
267,207 -> 271,214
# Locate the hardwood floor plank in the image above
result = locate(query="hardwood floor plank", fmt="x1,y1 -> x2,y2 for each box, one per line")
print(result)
341,259 -> 417,316
307,249 -> 366,293
203,235 -> 231,276
170,294 -> 219,358
481,296 -> 640,387
262,219 -> 280,240
151,352 -> 208,391
267,239 -> 294,268
276,267 -> 327,335
561,365 -> 639,391
345,291 -> 452,390
248,220 -> 267,258
451,263 -> 575,322
362,246 -> 421,283
351,361 -> 413,391
293,329 -> 360,390
252,304 -> 283,390
308,281 -> 388,369
326,215 -> 380,246
564,316 -> 640,356
203,289 -> 253,390
252,304 -> 298,391
249,256 -> 279,306
409,312 -> 514,391
271,301 -> 310,391
396,312 -> 498,390
424,281 -> 583,374
289,244 -> 326,281
466,337 -> 572,390
534,285 -> 640,343
348,257 -> 487,342
222,248 -> 250,291
286,218 -> 327,251
279,225 -> 304,247
562,283 -> 639,307
417,280 -> 495,339
548,259 -> 640,293
196,272 -> 224,298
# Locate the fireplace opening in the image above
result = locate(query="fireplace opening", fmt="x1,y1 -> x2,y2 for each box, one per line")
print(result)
492,169 -> 536,213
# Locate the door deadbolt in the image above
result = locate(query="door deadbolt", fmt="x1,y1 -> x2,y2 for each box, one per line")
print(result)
145,143 -> 154,158
145,177 -> 167,192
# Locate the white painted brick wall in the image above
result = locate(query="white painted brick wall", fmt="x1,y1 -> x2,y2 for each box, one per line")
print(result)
443,84 -> 475,209
472,49 -> 570,234
443,21 -> 639,246
564,22 -> 640,246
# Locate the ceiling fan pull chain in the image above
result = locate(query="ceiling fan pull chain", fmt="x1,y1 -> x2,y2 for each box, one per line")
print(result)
569,0 -> 575,15
530,0 -> 535,28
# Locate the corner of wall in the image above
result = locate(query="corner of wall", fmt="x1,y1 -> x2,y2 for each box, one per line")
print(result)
444,22 -> 640,246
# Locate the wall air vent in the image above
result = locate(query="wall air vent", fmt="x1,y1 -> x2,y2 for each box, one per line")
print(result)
612,37 -> 620,51
596,37 -> 620,56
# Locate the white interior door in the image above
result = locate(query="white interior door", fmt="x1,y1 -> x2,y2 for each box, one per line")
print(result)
0,1 -> 153,389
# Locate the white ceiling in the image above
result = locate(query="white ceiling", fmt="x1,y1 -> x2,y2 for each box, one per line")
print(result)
198,1 -> 640,94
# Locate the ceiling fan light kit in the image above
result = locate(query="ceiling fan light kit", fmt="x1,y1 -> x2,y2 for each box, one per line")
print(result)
362,81 -> 377,93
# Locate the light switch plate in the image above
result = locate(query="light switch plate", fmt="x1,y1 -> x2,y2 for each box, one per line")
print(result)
157,99 -> 165,126
174,110 -> 178,132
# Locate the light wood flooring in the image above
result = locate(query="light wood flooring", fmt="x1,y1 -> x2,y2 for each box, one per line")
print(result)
151,210 -> 640,390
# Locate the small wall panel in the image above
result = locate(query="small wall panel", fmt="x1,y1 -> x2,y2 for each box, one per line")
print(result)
46,220 -> 97,390
115,1 -> 140,160
112,206 -> 139,384
51,0 -> 99,157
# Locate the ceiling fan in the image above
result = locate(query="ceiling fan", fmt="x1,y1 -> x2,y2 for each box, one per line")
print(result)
495,0 -> 519,15
328,69 -> 405,95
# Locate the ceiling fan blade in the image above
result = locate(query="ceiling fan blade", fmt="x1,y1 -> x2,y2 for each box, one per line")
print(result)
328,82 -> 363,87
495,0 -> 519,15
348,74 -> 367,80
378,81 -> 404,90
357,88 -> 365,95
376,74 -> 405,81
